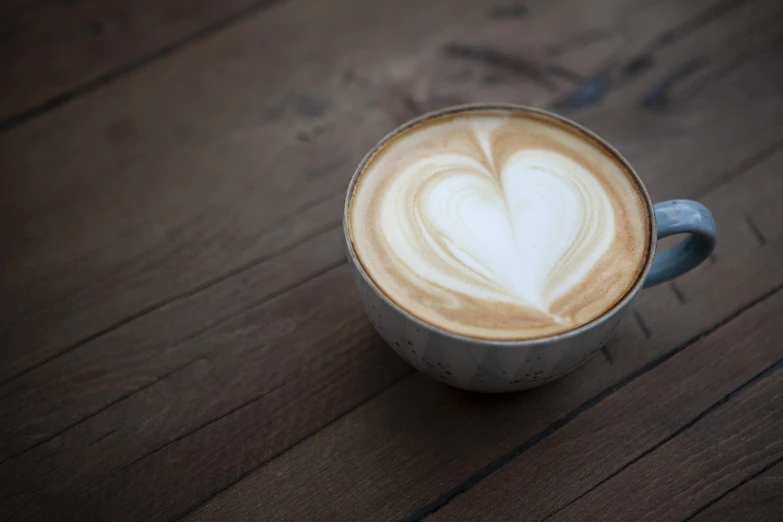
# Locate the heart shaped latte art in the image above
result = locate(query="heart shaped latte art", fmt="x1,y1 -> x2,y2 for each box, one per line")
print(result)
380,146 -> 615,324
350,111 -> 649,340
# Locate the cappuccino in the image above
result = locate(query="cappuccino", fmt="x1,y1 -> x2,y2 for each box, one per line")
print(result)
348,107 -> 651,340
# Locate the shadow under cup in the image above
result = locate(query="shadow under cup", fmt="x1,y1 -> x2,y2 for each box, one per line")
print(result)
343,103 -> 717,393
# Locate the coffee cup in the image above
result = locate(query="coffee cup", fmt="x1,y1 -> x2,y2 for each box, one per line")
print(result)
343,104 -> 716,392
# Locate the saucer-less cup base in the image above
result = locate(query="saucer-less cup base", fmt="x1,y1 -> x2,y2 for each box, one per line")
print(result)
344,105 -> 717,393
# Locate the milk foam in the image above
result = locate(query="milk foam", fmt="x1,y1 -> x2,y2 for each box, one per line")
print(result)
349,109 -> 650,340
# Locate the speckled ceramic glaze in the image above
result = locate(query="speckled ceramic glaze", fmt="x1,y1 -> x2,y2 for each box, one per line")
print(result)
344,104 -> 717,393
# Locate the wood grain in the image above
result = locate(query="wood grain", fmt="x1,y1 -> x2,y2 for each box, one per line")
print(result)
0,205 -> 346,460
0,259 -> 414,515
0,0 -> 279,125
688,459 -> 783,521
546,366 -> 783,521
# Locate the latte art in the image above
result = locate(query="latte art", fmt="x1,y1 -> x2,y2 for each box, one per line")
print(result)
393,148 -> 615,318
349,109 -> 650,340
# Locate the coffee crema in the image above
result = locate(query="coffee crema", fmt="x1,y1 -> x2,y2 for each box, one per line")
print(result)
348,108 -> 651,340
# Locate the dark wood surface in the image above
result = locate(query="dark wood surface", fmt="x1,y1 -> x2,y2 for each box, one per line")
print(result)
1,0 -> 781,520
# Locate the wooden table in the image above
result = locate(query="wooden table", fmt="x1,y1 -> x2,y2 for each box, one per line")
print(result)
1,0 -> 782,520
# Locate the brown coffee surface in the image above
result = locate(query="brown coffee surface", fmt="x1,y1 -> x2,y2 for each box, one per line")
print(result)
348,107 -> 651,340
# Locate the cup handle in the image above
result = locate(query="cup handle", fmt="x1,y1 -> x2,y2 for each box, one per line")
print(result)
643,199 -> 717,288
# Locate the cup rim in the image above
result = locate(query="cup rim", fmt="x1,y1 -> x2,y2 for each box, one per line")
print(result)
343,102 -> 657,346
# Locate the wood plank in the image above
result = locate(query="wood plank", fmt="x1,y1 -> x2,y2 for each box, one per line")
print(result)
0,261 -> 412,520
0,199 -> 345,460
560,0 -> 783,202
688,459 -> 783,521
399,0 -> 755,111
0,0 -> 277,125
175,125 -> 783,520
545,367 -> 783,521
0,0 -> 668,456
556,0 -> 783,115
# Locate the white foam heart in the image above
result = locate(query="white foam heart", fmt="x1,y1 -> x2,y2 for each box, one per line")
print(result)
380,148 -> 615,317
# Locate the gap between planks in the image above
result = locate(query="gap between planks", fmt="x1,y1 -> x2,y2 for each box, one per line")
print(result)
681,454 -> 783,521
0,209 -> 343,390
0,255 -> 346,466
539,357 -> 783,521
